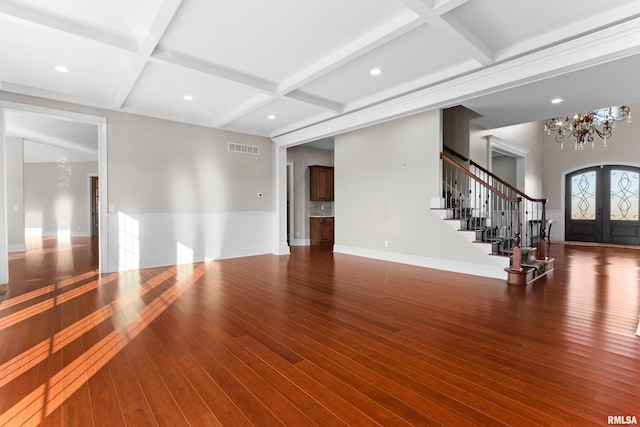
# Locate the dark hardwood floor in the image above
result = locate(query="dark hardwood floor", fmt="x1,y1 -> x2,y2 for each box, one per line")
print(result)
0,237 -> 639,426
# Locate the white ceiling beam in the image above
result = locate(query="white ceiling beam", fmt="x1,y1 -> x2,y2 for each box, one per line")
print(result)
0,82 -> 106,109
110,0 -> 183,110
0,1 -> 137,52
285,91 -> 344,114
495,2 -> 640,61
210,94 -> 273,129
344,59 -> 480,112
270,111 -> 339,139
277,10 -> 424,95
399,0 -> 493,66
150,47 -> 277,93
432,0 -> 470,15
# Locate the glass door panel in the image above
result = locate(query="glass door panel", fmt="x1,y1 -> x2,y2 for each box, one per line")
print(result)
570,171 -> 597,220
566,166 -> 640,245
609,169 -> 639,221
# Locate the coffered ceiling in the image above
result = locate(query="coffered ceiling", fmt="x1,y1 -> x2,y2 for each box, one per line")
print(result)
1,0 -> 640,145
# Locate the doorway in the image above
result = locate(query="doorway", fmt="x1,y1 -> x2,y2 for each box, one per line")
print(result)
487,135 -> 527,191
565,165 -> 640,244
0,101 -> 108,283
287,161 -> 294,245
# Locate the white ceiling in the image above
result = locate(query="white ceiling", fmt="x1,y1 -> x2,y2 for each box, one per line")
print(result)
5,111 -> 98,162
2,0 -> 640,154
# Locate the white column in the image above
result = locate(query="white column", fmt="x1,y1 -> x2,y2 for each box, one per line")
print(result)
0,109 -> 9,284
273,144 -> 290,255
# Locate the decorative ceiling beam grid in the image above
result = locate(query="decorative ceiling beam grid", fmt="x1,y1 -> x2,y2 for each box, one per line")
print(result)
0,0 -> 185,111
212,10 -> 423,129
273,17 -> 640,147
277,10 -> 423,94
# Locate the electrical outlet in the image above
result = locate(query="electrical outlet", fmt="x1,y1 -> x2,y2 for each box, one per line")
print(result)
384,240 -> 389,247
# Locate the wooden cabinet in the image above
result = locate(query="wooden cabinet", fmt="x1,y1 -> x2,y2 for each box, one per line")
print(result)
309,165 -> 334,201
310,217 -> 334,246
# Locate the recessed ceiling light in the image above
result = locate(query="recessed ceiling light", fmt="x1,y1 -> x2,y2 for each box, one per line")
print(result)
268,114 -> 276,120
54,65 -> 69,73
183,95 -> 193,101
370,68 -> 382,76
551,98 -> 564,104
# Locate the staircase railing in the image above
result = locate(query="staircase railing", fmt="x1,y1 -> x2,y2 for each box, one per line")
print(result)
440,152 -> 548,264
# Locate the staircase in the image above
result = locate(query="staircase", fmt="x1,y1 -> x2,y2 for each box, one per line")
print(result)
436,151 -> 554,285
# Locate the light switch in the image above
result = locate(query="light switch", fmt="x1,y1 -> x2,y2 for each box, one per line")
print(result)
108,204 -> 115,212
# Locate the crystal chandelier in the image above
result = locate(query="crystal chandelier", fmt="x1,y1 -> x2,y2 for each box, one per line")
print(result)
544,105 -> 631,150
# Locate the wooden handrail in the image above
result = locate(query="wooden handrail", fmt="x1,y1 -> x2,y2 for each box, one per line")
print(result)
468,158 -> 547,203
440,153 -> 518,203
441,151 -> 550,264
443,146 -> 469,162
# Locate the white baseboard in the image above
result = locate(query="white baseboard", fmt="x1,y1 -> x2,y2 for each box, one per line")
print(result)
39,231 -> 91,237
8,244 -> 26,252
333,245 -> 507,281
290,239 -> 310,246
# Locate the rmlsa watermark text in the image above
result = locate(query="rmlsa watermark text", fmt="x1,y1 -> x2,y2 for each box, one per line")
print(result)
608,416 -> 638,425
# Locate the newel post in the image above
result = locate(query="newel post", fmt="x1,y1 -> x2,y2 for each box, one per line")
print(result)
537,199 -> 548,260
506,197 -> 528,285
511,197 -> 522,271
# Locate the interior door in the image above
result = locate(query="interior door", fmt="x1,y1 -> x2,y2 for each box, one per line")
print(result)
565,166 -> 640,244
91,176 -> 99,237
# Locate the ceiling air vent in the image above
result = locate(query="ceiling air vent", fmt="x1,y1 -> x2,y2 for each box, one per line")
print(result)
228,142 -> 259,155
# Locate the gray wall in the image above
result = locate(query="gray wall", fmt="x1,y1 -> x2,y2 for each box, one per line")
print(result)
6,137 -> 24,250
442,106 -> 479,160
492,155 -> 517,187
1,90 -> 274,272
471,120 -> 545,198
108,112 -> 273,214
334,109 -> 502,272
24,162 -> 97,235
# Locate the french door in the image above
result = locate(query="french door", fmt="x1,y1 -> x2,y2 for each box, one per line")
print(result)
565,166 -> 640,245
